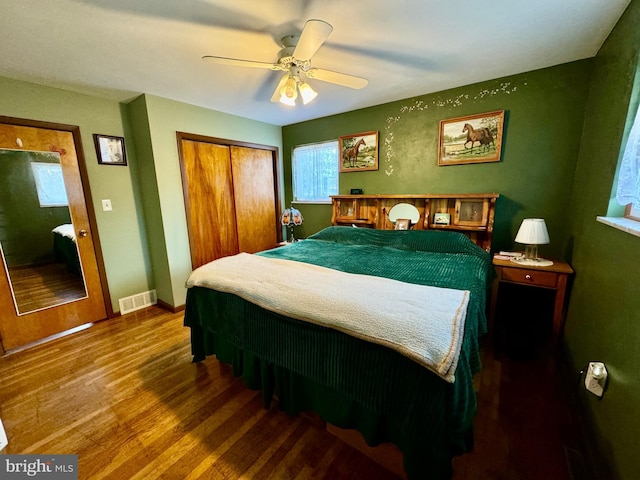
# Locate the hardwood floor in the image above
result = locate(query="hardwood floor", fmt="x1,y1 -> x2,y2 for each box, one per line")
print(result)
0,305 -> 588,479
7,262 -> 86,313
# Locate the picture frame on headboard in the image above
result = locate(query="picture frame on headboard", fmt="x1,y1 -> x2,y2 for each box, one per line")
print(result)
454,198 -> 489,226
433,213 -> 451,225
438,110 -> 504,166
394,218 -> 411,230
339,131 -> 379,172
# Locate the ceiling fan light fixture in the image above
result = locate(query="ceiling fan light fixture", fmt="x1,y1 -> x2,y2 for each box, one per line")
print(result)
279,93 -> 296,106
205,20 -> 369,107
298,82 -> 318,104
281,76 -> 298,99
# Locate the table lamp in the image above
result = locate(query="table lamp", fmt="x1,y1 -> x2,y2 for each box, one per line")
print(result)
512,218 -> 554,266
281,205 -> 303,242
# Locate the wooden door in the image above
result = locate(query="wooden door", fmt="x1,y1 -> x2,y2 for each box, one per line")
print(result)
0,119 -> 107,352
231,146 -> 278,254
180,139 -> 239,268
178,134 -> 280,270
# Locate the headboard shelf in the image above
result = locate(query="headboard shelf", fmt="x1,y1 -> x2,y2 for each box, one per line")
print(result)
330,193 -> 499,251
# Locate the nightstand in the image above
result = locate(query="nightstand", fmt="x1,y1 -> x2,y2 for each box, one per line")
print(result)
489,256 -> 574,349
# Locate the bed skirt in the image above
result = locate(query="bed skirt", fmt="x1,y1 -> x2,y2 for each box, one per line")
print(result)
185,286 -> 476,480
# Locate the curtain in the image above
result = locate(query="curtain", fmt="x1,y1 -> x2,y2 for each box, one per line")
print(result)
616,102 -> 640,208
292,141 -> 338,202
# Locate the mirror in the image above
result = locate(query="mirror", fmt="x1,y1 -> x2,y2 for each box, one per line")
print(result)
388,203 -> 421,225
0,148 -> 88,315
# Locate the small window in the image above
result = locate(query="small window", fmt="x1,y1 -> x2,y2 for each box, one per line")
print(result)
292,141 -> 339,203
615,90 -> 640,221
31,162 -> 68,207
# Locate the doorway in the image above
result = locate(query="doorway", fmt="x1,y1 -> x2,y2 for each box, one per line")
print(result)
0,117 -> 109,353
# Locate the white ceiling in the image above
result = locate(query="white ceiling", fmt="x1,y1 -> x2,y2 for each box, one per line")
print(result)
0,0 -> 631,127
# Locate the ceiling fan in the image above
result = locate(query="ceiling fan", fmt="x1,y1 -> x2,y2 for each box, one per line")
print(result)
202,19 -> 368,106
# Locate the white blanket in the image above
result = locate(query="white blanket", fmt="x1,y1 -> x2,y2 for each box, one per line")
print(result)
186,253 -> 470,382
52,224 -> 76,241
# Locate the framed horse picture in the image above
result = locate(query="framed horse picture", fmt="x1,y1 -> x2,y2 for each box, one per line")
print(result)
339,131 -> 379,172
438,110 -> 504,166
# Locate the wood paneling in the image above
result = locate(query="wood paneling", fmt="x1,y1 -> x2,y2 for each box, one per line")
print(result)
0,306 -> 590,480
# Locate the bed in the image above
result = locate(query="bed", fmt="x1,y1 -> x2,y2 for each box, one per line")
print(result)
52,224 -> 81,274
184,226 -> 493,479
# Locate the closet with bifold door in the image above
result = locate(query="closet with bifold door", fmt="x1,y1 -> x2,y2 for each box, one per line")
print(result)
177,132 -> 282,269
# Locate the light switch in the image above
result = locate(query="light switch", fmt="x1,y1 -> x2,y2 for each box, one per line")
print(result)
102,199 -> 112,212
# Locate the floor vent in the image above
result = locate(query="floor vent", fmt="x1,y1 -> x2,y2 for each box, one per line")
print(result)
118,290 -> 157,315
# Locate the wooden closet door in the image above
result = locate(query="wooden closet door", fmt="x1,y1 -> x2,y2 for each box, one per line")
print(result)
180,140 -> 238,268
231,146 -> 278,254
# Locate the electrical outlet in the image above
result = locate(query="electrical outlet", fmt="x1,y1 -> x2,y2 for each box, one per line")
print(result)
584,362 -> 607,397
0,418 -> 8,451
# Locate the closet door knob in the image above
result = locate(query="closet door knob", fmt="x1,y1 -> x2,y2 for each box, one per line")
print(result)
78,229 -> 88,237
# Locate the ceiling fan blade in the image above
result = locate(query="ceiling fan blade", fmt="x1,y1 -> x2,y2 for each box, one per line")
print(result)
202,55 -> 281,70
270,75 -> 289,102
306,68 -> 368,89
293,19 -> 333,61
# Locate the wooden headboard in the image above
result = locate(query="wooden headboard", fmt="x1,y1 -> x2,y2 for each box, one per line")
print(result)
330,193 -> 499,252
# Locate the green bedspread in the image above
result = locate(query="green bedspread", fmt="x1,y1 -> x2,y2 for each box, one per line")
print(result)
184,226 -> 492,479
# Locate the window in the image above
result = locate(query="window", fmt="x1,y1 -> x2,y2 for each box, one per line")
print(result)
597,91 -> 640,237
292,141 -> 339,203
30,162 -> 68,207
616,100 -> 640,219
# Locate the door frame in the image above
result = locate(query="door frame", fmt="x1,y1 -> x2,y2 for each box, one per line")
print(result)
0,116 -> 113,353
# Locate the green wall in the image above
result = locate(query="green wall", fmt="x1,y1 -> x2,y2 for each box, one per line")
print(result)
0,80 -> 283,312
129,94 -> 283,308
0,76 -> 153,312
283,61 -> 592,258
565,1 -> 640,479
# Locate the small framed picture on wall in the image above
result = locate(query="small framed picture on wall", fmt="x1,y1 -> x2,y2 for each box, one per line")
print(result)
94,134 -> 127,166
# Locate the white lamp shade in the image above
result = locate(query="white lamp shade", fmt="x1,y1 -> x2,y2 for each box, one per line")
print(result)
298,82 -> 318,104
514,218 -> 550,245
279,94 -> 296,106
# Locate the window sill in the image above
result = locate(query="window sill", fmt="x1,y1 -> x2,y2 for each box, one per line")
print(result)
596,216 -> 640,238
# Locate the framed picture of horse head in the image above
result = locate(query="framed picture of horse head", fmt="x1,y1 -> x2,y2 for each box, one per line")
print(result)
438,110 -> 504,166
339,131 -> 379,172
